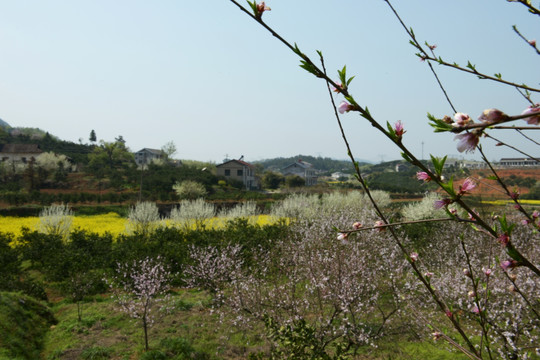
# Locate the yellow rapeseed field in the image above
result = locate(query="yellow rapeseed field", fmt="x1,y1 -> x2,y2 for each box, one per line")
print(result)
482,199 -> 540,206
0,213 -> 280,239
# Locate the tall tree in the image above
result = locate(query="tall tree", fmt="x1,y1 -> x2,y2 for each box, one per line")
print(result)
89,130 -> 97,143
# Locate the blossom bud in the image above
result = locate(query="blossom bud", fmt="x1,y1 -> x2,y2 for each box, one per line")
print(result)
352,222 -> 362,230
463,268 -> 471,277
478,108 -> 506,123
337,232 -> 348,241
394,120 -> 406,138
508,285 -> 517,293
453,112 -> 471,127
521,104 -> 540,125
424,271 -> 433,278
483,268 -> 492,277
410,252 -> 419,262
529,39 -> 537,46
374,220 -> 385,232
458,178 -> 476,195
338,101 -> 354,114
498,234 -> 510,246
468,290 -> 476,298
432,332 -> 442,341
509,274 -> 517,281
416,171 -> 431,182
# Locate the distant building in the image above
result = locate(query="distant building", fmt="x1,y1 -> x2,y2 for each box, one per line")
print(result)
0,144 -> 43,164
499,158 -> 540,167
134,148 -> 165,166
216,158 -> 258,190
282,159 -> 318,186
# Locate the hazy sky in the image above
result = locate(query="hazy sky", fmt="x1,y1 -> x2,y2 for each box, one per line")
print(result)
0,1 -> 538,164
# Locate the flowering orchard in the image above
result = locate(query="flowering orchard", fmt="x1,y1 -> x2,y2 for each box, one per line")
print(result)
188,1 -> 540,358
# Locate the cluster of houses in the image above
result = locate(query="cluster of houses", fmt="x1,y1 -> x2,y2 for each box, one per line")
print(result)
1,144 -> 538,190
136,148 -> 319,190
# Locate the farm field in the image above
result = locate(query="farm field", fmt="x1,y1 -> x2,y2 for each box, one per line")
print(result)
0,213 -> 277,238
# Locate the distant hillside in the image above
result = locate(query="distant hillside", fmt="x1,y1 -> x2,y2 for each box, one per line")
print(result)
255,155 -> 370,174
0,118 -> 10,129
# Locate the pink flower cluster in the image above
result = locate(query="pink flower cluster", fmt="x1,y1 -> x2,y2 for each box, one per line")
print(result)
522,104 -> 540,125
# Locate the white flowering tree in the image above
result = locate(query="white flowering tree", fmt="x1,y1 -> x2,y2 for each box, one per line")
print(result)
38,203 -> 73,241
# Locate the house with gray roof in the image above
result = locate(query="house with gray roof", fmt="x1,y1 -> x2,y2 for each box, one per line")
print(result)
282,159 -> 318,186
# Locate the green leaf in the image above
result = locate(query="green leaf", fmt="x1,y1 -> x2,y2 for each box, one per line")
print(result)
387,121 -> 397,140
427,113 -> 454,133
299,60 -> 322,78
430,155 -> 447,176
466,61 -> 477,71
401,152 -> 413,164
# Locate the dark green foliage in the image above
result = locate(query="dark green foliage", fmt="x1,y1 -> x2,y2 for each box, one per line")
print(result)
262,171 -> 285,189
0,292 -> 56,360
503,175 -> 537,188
367,169 -> 429,194
0,233 -> 20,291
285,175 -> 305,188
265,316 -> 349,360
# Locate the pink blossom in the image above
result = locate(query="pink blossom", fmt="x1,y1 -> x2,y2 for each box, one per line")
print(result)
416,171 -> 431,182
256,2 -> 271,15
510,190 -> 520,200
498,233 -> 509,246
532,210 -> 539,219
410,252 -> 419,262
454,132 -> 480,153
478,108 -> 506,123
453,112 -> 471,127
394,120 -> 406,138
468,211 -> 478,221
332,82 -> 343,93
501,259 -> 518,271
445,310 -> 453,318
471,306 -> 481,314
338,101 -> 354,114
483,268 -> 492,277
433,198 -> 451,210
424,271 -> 433,278
352,222 -> 363,230
459,178 -> 476,195
521,219 -> 530,225
521,104 -> 540,125
529,39 -> 537,46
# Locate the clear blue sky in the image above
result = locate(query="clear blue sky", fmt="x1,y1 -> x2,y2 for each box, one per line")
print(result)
0,0 -> 538,164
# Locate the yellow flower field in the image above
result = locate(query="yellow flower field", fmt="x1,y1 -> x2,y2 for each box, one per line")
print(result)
482,199 -> 540,206
0,213 -> 281,238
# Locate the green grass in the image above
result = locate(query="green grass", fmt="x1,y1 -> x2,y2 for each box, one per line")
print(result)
0,287 -> 491,359
0,292 -> 56,360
